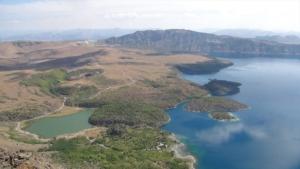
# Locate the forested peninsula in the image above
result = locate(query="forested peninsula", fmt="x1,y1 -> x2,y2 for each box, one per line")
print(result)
184,97 -> 249,112
204,79 -> 242,96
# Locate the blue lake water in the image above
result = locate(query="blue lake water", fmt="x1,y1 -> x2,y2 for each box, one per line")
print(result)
161,56 -> 300,169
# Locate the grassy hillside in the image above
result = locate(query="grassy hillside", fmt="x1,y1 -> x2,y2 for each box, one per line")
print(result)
66,69 -> 104,81
0,104 -> 51,121
89,103 -> 169,127
56,85 -> 98,99
20,69 -> 102,97
20,69 -> 67,96
69,76 -> 208,109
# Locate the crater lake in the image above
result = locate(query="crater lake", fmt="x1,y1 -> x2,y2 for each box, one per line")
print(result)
161,55 -> 300,169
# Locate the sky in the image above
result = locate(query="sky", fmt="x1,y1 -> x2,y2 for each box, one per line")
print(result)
0,0 -> 299,31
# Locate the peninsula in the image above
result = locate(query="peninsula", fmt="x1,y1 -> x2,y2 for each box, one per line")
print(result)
184,97 -> 249,112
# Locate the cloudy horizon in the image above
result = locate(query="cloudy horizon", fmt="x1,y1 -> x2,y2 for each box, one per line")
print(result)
0,0 -> 299,32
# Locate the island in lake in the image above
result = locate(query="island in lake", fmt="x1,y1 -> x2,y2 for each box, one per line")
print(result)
204,79 -> 242,96
209,112 -> 239,121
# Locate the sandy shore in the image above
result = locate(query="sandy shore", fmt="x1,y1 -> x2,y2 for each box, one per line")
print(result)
169,133 -> 196,169
163,100 -> 197,169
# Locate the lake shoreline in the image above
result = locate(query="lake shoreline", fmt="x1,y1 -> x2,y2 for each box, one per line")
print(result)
184,106 -> 250,113
27,109 -> 93,139
168,133 -> 196,169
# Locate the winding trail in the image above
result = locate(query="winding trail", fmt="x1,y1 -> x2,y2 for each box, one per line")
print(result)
89,70 -> 136,99
15,97 -> 66,141
116,70 -> 136,87
89,87 -> 110,99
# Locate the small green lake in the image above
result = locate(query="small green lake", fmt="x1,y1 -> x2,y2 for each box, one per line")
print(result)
27,109 -> 94,138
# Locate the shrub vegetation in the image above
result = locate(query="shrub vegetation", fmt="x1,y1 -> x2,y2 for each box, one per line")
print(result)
89,102 -> 169,127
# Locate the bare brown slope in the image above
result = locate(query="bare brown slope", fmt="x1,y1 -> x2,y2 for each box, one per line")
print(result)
0,41 -> 69,58
0,41 -> 211,118
0,49 -> 107,71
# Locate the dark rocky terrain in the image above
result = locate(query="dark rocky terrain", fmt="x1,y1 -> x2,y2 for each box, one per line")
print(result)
174,60 -> 233,75
204,79 -> 241,95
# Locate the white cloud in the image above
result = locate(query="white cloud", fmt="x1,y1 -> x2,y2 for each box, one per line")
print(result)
0,0 -> 299,31
195,123 -> 244,145
246,126 -> 268,139
103,13 -> 205,19
104,13 -> 161,19
195,123 -> 268,145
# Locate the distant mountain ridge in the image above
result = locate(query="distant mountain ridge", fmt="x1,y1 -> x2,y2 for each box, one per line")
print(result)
255,35 -> 300,44
103,29 -> 300,54
0,29 -> 137,42
211,29 -> 300,39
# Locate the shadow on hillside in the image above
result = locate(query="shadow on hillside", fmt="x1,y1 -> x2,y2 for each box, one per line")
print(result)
0,50 -> 108,71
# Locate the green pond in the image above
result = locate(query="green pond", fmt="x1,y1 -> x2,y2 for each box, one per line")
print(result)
27,109 -> 94,138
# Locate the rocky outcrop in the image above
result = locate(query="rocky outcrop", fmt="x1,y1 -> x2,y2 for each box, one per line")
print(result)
0,148 -> 32,168
0,148 -> 63,169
